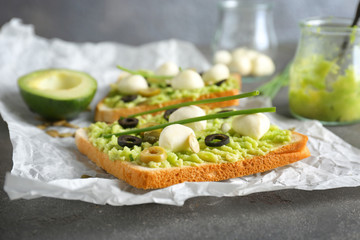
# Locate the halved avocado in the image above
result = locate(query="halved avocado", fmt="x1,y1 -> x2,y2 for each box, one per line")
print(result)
18,69 -> 97,120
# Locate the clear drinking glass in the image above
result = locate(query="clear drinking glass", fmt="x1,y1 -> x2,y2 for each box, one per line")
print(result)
289,17 -> 360,125
212,0 -> 278,58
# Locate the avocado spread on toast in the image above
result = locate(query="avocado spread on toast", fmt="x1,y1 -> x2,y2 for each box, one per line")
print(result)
87,110 -> 291,168
104,76 -> 240,108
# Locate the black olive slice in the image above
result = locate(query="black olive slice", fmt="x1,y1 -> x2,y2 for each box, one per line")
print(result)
217,109 -> 234,119
205,134 -> 230,147
118,135 -> 142,148
118,117 -> 139,128
164,108 -> 179,121
215,79 -> 227,86
121,94 -> 138,103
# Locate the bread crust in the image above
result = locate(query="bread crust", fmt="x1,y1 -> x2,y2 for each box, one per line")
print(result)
75,128 -> 310,189
95,74 -> 241,123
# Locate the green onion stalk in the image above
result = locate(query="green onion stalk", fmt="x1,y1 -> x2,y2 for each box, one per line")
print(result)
257,62 -> 292,99
128,91 -> 260,117
117,65 -> 173,80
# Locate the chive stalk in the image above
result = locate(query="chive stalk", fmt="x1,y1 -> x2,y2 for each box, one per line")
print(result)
128,91 -> 260,118
117,65 -> 173,80
103,107 -> 276,138
257,62 -> 291,99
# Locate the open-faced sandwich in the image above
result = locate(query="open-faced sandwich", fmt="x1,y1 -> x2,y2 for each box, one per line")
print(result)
95,62 -> 241,123
76,92 -> 310,189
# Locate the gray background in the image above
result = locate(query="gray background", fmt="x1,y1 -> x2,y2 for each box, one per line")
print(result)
1,1 -> 360,240
1,0 -> 358,45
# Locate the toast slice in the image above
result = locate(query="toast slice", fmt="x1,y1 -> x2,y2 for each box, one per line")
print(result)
75,128 -> 310,189
95,74 -> 241,123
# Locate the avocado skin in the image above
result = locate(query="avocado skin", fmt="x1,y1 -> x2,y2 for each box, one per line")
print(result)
19,88 -> 96,120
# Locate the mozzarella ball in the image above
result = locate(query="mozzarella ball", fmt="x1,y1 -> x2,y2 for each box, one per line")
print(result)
202,64 -> 230,83
244,49 -> 260,60
251,54 -> 275,76
171,69 -> 204,90
221,123 -> 231,133
229,56 -> 252,76
116,74 -> 148,94
116,72 -> 131,83
155,61 -> 180,76
213,50 -> 232,65
169,105 -> 207,132
231,113 -> 270,140
232,48 -> 260,60
232,47 -> 248,59
159,124 -> 199,152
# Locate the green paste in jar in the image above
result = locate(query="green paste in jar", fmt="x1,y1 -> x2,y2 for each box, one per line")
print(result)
86,111 -> 292,169
289,55 -> 360,122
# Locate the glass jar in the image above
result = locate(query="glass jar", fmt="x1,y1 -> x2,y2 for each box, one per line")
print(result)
212,0 -> 278,58
289,17 -> 360,125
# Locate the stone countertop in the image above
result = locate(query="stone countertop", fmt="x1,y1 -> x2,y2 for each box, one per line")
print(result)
1,43 -> 360,240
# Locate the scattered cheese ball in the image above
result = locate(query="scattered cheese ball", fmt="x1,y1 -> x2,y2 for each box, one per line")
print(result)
229,56 -> 252,76
244,49 -> 260,61
251,54 -> 276,76
214,48 -> 275,77
171,69 -> 204,90
213,50 -> 232,65
116,74 -> 148,94
231,113 -> 270,140
159,124 -> 199,152
169,105 -> 207,132
202,63 -> 230,84
232,48 -> 260,61
155,61 -> 180,76
232,48 -> 248,59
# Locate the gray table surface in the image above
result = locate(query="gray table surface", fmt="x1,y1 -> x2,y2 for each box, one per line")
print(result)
1,43 -> 360,240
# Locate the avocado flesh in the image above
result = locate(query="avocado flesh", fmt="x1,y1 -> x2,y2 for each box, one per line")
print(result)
18,69 -> 97,120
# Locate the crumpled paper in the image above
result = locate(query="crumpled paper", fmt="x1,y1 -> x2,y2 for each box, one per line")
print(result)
1,19 -> 360,206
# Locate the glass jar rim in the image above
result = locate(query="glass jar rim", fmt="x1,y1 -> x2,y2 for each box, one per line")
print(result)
219,0 -> 272,10
300,17 -> 359,35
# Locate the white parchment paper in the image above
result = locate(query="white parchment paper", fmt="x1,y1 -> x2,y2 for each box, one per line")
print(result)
1,19 -> 360,206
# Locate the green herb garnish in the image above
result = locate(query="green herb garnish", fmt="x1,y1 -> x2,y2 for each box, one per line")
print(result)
258,63 -> 291,99
102,107 -> 276,138
117,65 -> 173,80
128,91 -> 260,118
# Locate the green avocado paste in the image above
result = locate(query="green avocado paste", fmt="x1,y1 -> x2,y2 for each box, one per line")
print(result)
104,76 -> 239,108
86,111 -> 292,169
289,55 -> 360,123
